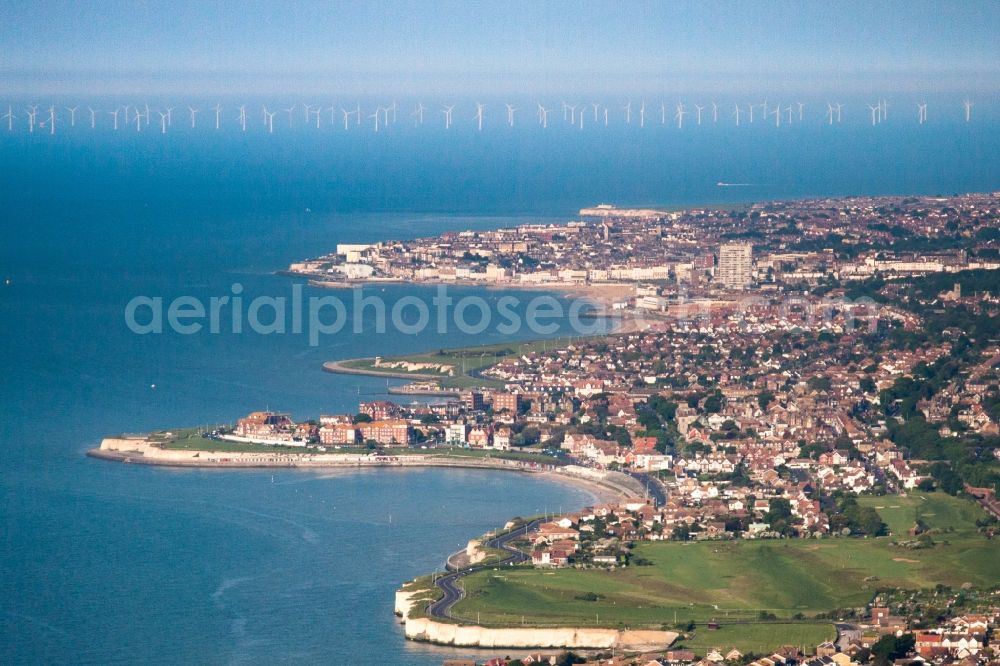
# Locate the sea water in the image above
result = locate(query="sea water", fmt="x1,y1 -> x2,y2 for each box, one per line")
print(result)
1,98 -> 998,663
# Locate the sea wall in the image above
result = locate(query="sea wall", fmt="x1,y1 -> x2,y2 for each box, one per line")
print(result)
402,617 -> 676,651
554,466 -> 647,500
394,588 -> 420,619
99,437 -> 205,461
92,438 -> 559,471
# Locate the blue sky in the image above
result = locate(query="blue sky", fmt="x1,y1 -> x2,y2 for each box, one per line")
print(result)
2,0 -> 998,95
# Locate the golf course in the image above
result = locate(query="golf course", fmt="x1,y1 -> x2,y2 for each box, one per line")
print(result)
445,493 -> 998,651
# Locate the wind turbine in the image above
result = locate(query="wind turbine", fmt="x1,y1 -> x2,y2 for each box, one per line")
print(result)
2,105 -> 13,131
622,101 -> 632,125
214,104 -> 222,130
638,101 -> 645,127
66,106 -> 77,127
503,103 -> 516,127
389,100 -> 398,124
578,107 -> 584,129
369,107 -> 382,132
917,102 -> 927,125
26,105 -> 38,133
835,103 -> 843,123
711,101 -> 718,123
340,107 -> 352,130
134,107 -> 143,132
238,105 -> 247,132
881,99 -> 888,121
412,102 -> 426,125
143,103 -> 151,126
285,105 -> 296,127
46,105 -> 57,134
733,103 -> 742,127
188,106 -> 198,128
474,102 -> 485,131
748,103 -> 755,124
772,104 -> 782,127
538,105 -> 551,128
674,102 -> 687,129
591,102 -> 600,121
87,107 -> 97,128
660,102 -> 667,125
868,103 -> 879,126
262,106 -> 275,133
603,107 -> 608,126
963,99 -> 973,122
313,106 -> 322,129
108,107 -> 120,131
165,107 -> 173,126
796,102 -> 805,122
442,105 -> 454,129
826,103 -> 834,125
327,105 -> 337,125
302,104 -> 313,123
694,104 -> 704,125
355,103 -> 361,125
158,110 -> 169,134
785,105 -> 793,125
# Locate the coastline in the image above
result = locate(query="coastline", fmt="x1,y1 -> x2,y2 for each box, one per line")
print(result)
299,273 -> 636,307
92,275 -> 653,653
88,439 -> 645,503
88,438 -> 663,651
320,306 -> 645,386
391,464 -> 669,652
322,358 -> 446,381
394,465 -> 675,652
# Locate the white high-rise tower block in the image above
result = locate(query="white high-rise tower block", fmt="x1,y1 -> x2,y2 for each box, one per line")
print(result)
718,242 -> 753,289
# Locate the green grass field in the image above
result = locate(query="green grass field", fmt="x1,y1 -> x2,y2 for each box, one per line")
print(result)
155,429 -> 366,454
156,431 -> 560,464
405,447 -> 561,465
336,335 -> 603,389
675,623 -> 835,653
449,493 -> 998,651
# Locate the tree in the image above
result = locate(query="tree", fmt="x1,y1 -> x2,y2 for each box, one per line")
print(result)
638,412 -> 661,431
836,496 -> 888,536
353,413 -> 373,424
703,394 -> 723,413
807,376 -> 832,392
800,441 -> 828,459
555,652 -> 586,666
765,498 -> 797,535
647,395 -> 678,421
758,390 -> 775,410
870,633 -> 915,665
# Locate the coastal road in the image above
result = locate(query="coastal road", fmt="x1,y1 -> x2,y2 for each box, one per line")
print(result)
628,471 -> 667,507
428,518 -> 542,620
834,622 -> 861,650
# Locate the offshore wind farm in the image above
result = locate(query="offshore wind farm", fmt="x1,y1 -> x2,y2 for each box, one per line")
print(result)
0,96 -> 989,136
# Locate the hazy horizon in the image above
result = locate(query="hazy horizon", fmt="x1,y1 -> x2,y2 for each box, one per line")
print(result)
2,0 -> 999,96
